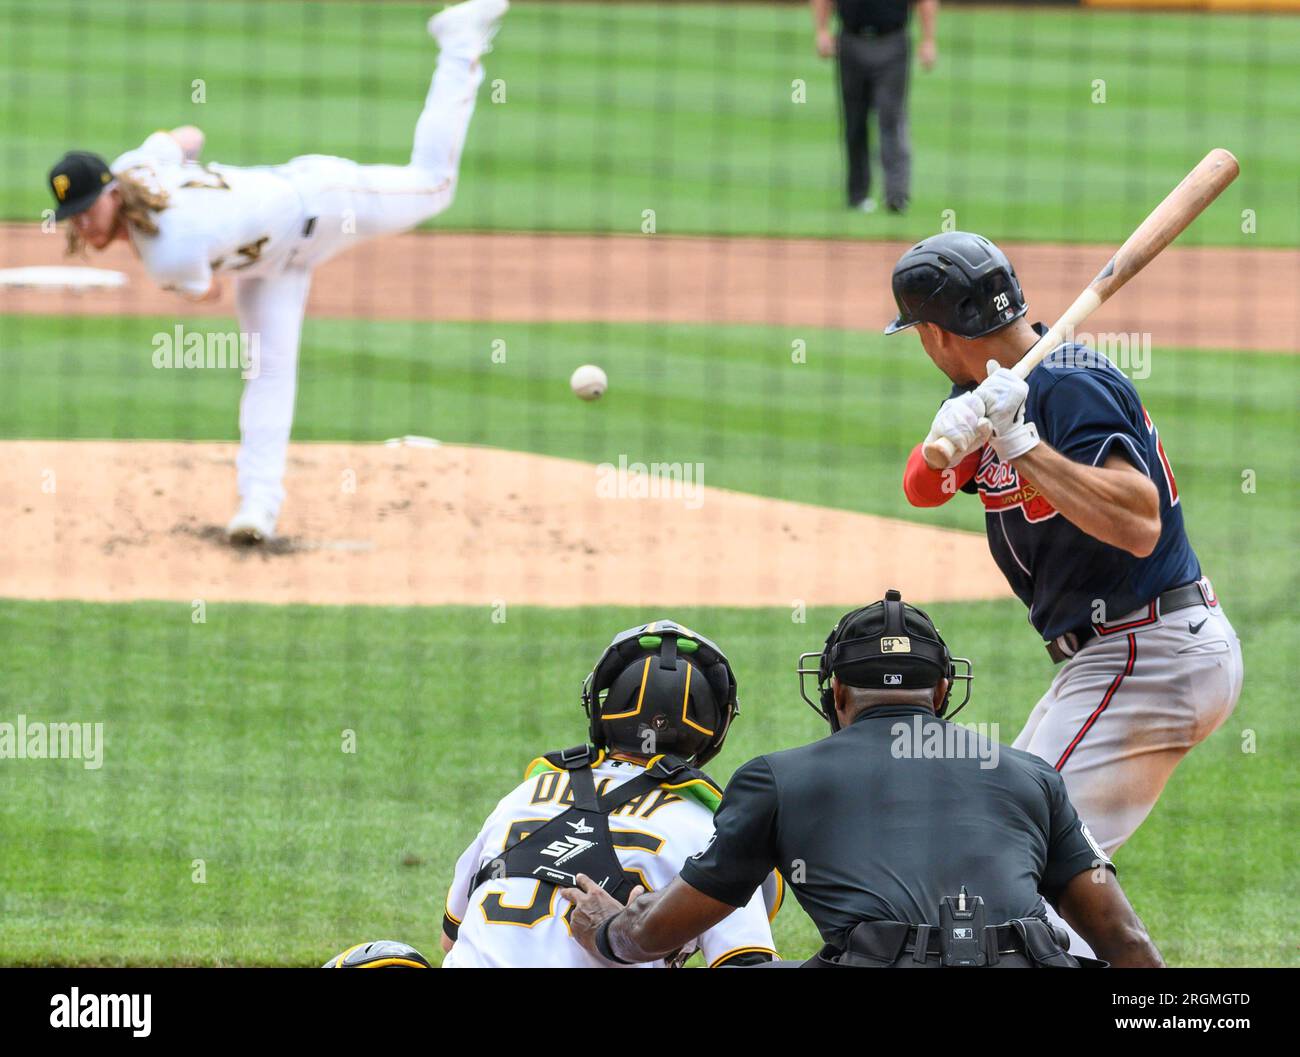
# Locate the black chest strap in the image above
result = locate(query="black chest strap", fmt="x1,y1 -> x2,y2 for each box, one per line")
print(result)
471,750 -> 695,904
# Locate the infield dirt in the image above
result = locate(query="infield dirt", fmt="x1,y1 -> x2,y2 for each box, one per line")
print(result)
0,439 -> 1008,607
2,224 -> 1295,352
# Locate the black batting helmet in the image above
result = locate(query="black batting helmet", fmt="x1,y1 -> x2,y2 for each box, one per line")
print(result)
582,620 -> 738,765
797,589 -> 973,730
884,231 -> 1027,339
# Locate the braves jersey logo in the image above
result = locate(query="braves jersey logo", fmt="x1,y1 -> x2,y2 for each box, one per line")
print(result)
973,449 -> 1058,523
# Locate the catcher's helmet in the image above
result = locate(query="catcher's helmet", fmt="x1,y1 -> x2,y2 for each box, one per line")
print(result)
582,620 -> 738,766
321,940 -> 432,968
884,231 -> 1027,339
797,589 -> 972,730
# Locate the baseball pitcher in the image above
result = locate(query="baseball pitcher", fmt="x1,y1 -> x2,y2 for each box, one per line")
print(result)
888,231 -> 1244,956
440,621 -> 779,968
45,0 -> 510,543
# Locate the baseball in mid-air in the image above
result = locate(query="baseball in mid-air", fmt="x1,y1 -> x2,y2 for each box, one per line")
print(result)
569,364 -> 608,401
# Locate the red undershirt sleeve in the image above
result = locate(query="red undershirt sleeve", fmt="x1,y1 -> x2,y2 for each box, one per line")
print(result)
902,443 -> 980,508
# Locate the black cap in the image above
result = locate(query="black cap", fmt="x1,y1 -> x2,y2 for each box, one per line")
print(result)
48,151 -> 112,221
884,231 -> 1027,339
828,590 -> 950,691
799,589 -> 973,725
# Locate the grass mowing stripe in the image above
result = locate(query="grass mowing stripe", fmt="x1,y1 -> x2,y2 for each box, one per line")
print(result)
1,1 -> 1295,244
0,597 -> 1290,966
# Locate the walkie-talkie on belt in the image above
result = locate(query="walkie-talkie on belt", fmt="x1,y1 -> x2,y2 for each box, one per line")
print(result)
939,885 -> 987,966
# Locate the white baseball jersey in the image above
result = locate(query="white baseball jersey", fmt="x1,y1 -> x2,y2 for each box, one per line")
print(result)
442,753 -> 778,968
106,29 -> 487,522
110,132 -> 306,297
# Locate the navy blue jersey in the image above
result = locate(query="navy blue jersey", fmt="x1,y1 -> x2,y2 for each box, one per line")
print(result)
953,335 -> 1200,639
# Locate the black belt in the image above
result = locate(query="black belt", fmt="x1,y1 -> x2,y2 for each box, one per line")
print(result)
904,923 -> 1024,958
842,24 -> 905,39
1046,579 -> 1213,664
818,917 -> 1080,968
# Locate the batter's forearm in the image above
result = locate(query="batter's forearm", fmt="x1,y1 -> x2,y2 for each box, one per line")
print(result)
1011,444 -> 1161,557
903,443 -> 975,507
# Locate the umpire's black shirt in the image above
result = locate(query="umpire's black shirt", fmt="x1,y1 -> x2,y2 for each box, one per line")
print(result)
836,0 -> 910,36
680,704 -> 1111,942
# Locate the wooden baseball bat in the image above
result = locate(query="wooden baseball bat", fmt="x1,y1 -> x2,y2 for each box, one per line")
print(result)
922,147 -> 1240,470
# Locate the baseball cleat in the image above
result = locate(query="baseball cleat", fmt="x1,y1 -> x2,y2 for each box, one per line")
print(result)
428,0 -> 509,56
225,503 -> 277,545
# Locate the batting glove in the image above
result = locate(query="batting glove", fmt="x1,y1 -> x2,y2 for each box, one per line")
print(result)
926,391 -> 993,468
976,359 -> 1040,461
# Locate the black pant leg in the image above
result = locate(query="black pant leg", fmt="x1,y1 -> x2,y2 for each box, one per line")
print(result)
872,31 -> 912,208
837,33 -> 873,206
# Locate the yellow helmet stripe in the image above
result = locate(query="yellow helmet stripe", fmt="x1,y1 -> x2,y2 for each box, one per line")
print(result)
601,656 -> 652,720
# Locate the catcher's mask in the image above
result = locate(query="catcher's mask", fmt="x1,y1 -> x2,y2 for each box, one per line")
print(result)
797,589 -> 972,731
582,620 -> 738,766
322,940 -> 431,968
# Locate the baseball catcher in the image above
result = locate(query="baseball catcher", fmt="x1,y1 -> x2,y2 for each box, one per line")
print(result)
439,621 -> 779,968
45,0 -> 509,543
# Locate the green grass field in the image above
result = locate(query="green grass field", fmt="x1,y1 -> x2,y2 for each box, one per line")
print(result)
0,0 -> 1296,967
0,310 -> 1295,966
0,595 -> 1293,967
1,0 -> 1296,245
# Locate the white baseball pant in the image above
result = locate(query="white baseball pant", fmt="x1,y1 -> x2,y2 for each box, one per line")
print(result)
233,44 -> 486,517
1017,583 -> 1243,960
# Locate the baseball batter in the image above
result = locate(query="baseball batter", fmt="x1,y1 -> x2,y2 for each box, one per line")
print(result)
46,0 -> 510,543
887,232 -> 1244,956
441,621 -> 779,968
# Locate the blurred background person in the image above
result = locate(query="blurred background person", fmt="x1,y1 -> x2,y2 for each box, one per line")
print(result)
813,0 -> 938,214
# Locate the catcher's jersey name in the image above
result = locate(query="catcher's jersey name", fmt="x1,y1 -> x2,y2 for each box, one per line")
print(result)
528,767 -> 686,819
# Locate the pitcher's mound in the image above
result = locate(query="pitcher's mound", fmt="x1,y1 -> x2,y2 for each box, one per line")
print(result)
0,440 -> 1010,608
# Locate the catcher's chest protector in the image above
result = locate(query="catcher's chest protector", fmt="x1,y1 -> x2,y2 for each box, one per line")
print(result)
471,748 -> 693,906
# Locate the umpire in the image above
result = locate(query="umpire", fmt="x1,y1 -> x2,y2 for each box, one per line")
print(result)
812,0 -> 938,213
563,590 -> 1164,968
